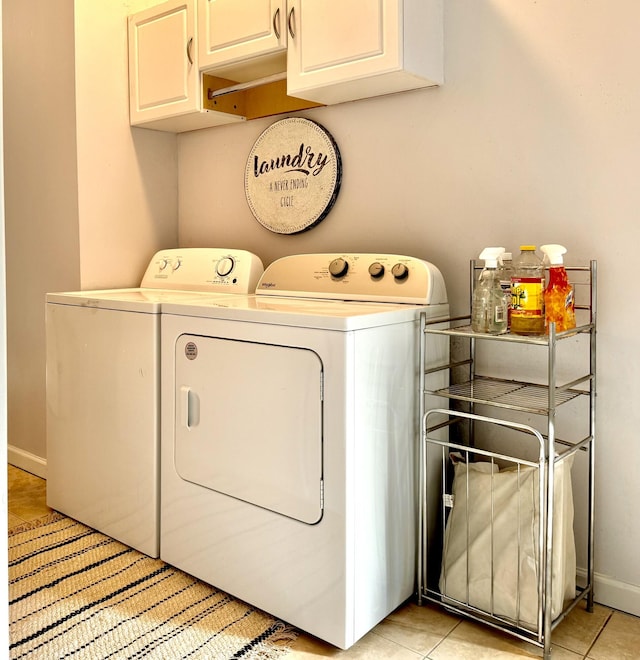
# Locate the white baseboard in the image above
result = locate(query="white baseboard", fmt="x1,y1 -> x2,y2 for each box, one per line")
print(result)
7,445 -> 47,479
578,568 -> 640,617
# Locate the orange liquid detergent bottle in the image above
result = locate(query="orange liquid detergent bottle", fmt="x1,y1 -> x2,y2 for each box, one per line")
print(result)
540,244 -> 576,333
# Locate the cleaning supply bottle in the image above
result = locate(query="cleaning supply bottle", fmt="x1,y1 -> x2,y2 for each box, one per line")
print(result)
498,252 -> 513,329
510,245 -> 545,335
540,244 -> 576,333
471,247 -> 508,334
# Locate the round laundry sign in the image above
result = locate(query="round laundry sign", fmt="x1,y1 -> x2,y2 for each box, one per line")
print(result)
245,118 -> 342,234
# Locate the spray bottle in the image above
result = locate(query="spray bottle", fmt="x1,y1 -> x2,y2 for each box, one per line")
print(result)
540,244 -> 576,333
471,247 -> 508,334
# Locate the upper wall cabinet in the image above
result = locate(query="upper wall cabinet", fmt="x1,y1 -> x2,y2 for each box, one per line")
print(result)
128,0 -> 244,131
201,0 -> 443,105
128,0 -> 443,132
286,0 -> 443,105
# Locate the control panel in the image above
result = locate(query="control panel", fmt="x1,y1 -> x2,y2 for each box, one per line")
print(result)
141,248 -> 264,293
256,253 -> 447,304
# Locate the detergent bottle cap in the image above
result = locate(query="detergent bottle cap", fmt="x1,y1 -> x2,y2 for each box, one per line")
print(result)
540,244 -> 567,266
479,247 -> 505,269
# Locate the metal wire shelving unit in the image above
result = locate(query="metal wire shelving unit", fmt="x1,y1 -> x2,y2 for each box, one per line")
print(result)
417,261 -> 596,659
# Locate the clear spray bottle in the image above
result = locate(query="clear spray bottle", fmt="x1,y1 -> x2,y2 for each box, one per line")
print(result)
471,247 -> 508,334
540,244 -> 576,333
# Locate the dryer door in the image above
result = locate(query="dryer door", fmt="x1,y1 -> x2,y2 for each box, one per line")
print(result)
174,334 -> 323,524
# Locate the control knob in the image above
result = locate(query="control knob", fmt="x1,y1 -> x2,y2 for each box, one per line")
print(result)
391,263 -> 409,281
368,262 -> 385,279
329,258 -> 349,278
158,258 -> 170,271
216,257 -> 235,277
172,258 -> 182,271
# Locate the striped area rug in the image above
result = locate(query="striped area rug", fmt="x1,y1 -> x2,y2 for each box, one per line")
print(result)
9,514 -> 298,659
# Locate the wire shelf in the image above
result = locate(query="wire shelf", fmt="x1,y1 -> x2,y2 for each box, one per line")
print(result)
423,323 -> 594,344
428,376 -> 586,414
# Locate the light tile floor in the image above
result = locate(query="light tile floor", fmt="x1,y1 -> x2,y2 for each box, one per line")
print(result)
8,465 -> 640,659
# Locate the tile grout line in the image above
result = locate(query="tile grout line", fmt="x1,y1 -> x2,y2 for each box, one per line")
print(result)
580,609 -> 614,660
423,617 -> 465,659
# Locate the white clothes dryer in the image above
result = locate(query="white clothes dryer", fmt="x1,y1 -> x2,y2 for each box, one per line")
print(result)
159,253 -> 449,648
46,248 -> 263,557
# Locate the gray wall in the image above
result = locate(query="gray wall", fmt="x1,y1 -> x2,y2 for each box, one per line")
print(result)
3,0 -> 80,469
3,0 -> 177,472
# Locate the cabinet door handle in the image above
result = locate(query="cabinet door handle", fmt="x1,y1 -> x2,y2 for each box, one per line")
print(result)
287,7 -> 295,39
186,36 -> 194,65
273,7 -> 281,40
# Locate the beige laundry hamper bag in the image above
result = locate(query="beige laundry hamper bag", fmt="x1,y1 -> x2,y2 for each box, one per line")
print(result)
439,454 -> 576,629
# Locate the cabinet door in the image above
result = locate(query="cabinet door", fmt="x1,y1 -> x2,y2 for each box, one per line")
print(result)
287,0 -> 397,98
198,0 -> 286,79
287,0 -> 442,105
128,0 -> 198,124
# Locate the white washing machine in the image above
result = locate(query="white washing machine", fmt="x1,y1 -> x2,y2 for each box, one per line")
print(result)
46,248 -> 264,557
160,253 -> 449,648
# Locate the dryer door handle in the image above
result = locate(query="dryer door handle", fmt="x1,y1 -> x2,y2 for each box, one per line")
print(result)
180,386 -> 200,428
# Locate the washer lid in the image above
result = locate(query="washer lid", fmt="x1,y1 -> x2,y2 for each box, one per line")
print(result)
45,289 -> 241,313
